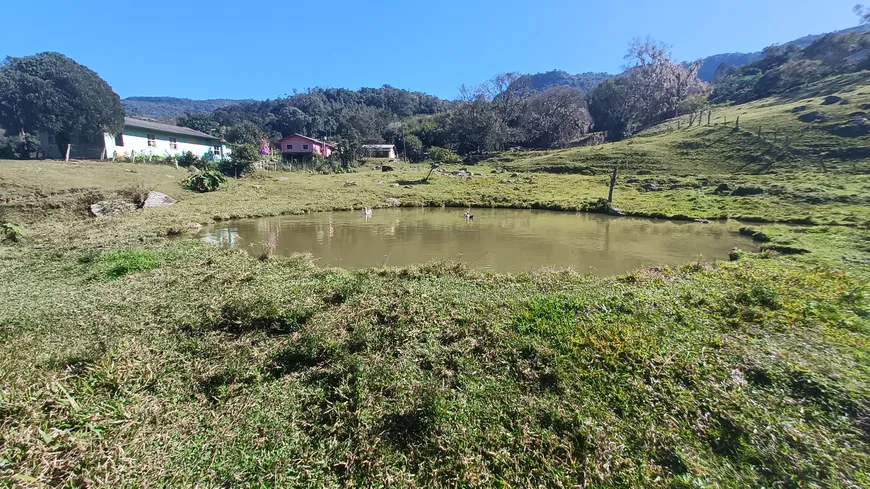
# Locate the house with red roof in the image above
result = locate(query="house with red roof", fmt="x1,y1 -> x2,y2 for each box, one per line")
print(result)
277,134 -> 334,158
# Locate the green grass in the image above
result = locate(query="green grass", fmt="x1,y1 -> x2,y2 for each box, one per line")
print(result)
2,73 -> 870,487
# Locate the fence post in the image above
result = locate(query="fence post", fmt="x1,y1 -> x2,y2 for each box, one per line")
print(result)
707,111 -> 711,126
735,116 -> 739,130
608,166 -> 618,203
65,144 -> 71,161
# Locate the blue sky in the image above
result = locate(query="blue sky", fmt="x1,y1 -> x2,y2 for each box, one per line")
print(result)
0,0 -> 861,100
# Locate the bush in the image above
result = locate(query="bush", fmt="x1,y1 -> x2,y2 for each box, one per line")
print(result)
177,151 -> 199,167
182,169 -> 226,193
1,222 -> 25,242
0,134 -> 40,159
428,146 -> 462,165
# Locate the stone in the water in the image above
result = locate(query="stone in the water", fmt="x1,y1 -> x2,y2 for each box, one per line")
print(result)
90,199 -> 137,217
142,191 -> 176,208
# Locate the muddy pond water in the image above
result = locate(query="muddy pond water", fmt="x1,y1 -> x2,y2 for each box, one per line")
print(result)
201,208 -> 759,275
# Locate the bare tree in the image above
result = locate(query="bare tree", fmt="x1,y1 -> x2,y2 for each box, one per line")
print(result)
521,87 -> 592,148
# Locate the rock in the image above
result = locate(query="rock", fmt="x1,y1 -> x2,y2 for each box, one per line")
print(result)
277,176 -> 290,182
608,206 -> 625,216
344,181 -> 358,187
641,182 -> 659,192
142,191 -> 176,208
90,199 -> 137,217
626,177 -> 639,183
382,165 -> 395,172
826,117 -> 870,137
731,186 -> 765,197
391,183 -> 400,187
403,184 -> 412,189
694,218 -> 709,224
386,197 -> 401,206
713,183 -> 732,194
821,95 -> 842,105
790,105 -> 807,113
491,169 -> 499,173
636,169 -> 652,175
377,180 -> 383,185
798,111 -> 827,123
510,172 -> 519,177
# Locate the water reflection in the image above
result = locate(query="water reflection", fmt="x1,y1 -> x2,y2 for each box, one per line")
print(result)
202,208 -> 758,275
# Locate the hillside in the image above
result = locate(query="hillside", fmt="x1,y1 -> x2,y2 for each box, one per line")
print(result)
697,24 -> 870,81
490,71 -> 870,175
122,97 -> 251,119
514,70 -> 612,93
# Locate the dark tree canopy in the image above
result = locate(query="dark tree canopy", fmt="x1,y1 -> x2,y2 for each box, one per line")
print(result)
176,113 -> 222,136
0,52 -> 124,150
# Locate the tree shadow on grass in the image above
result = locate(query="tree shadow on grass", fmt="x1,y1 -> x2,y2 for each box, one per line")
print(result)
395,178 -> 431,185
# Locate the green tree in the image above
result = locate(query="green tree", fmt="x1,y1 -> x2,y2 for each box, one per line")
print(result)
402,133 -> 425,162
220,144 -> 258,177
176,113 -> 221,136
225,122 -> 264,146
0,52 -> 124,154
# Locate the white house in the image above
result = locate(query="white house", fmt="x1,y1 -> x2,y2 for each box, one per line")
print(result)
362,144 -> 398,159
39,117 -> 230,160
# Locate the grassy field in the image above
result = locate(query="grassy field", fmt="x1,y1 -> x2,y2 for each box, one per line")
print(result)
2,76 -> 870,487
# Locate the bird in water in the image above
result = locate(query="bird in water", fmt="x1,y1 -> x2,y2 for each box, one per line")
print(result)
364,208 -> 373,217
464,211 -> 474,220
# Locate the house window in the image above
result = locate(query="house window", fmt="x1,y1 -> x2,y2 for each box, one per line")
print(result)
213,145 -> 221,156
169,137 -> 177,149
286,144 -> 293,150
114,133 -> 124,146
147,134 -> 156,147
302,144 -> 309,150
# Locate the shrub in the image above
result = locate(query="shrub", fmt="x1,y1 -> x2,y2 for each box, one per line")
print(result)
177,151 -> 199,167
428,146 -> 462,165
1,222 -> 25,242
182,169 -> 226,193
0,134 -> 40,159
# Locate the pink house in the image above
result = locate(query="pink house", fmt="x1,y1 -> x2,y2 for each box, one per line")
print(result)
277,134 -> 334,158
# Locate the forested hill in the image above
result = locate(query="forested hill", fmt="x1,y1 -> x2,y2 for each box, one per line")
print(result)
514,70 -> 613,93
696,24 -> 870,81
122,97 -> 251,119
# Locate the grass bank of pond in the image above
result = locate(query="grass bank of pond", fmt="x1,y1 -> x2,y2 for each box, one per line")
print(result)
1,159 -> 870,487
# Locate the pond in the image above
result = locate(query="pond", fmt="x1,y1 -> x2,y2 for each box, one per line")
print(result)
201,208 -> 759,275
